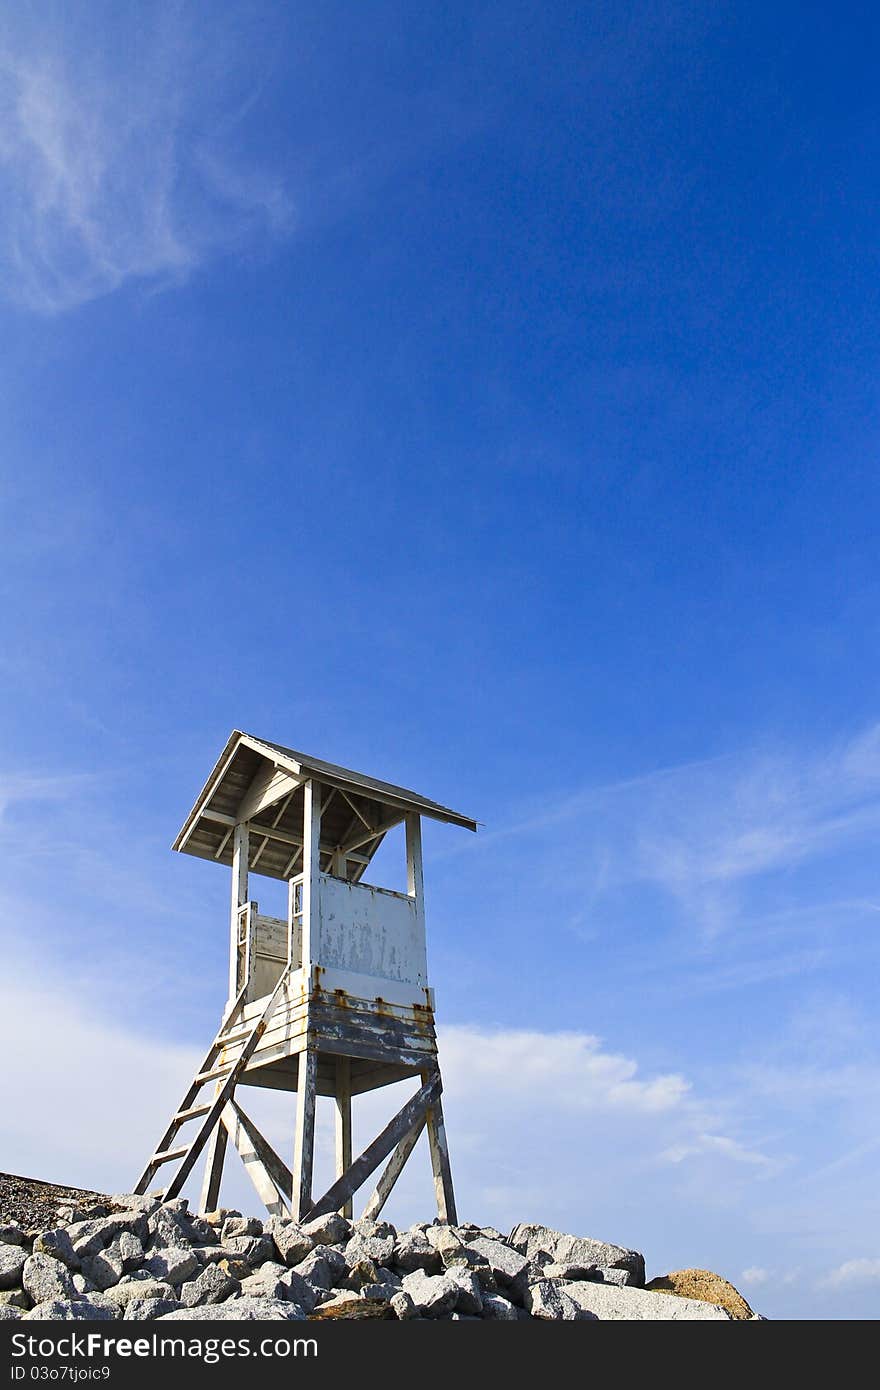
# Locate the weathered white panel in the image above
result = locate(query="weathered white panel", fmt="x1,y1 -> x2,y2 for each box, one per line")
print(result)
316,875 -> 427,986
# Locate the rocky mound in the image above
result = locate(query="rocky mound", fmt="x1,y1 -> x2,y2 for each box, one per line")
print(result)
0,1183 -> 759,1322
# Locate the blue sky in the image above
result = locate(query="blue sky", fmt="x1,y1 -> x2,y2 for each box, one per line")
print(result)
2,1 -> 880,1319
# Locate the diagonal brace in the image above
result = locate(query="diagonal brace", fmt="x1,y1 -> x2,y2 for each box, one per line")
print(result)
304,1072 -> 441,1222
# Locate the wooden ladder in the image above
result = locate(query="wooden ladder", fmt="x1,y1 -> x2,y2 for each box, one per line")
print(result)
133,966 -> 292,1200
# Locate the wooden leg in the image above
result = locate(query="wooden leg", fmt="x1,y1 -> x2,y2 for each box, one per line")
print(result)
335,1057 -> 353,1219
291,1048 -> 318,1221
422,1070 -> 457,1225
362,1112 -> 426,1222
199,1119 -> 228,1214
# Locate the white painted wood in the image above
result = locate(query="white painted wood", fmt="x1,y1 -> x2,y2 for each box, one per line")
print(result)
291,1049 -> 317,1220
341,814 -> 405,856
405,813 -> 426,938
198,1110 -> 228,1214
301,780 -> 321,970
335,1057 -> 353,1219
421,1070 -> 457,1224
221,1102 -> 289,1217
237,764 -> 301,825
229,823 -> 249,1002
317,874 -> 427,986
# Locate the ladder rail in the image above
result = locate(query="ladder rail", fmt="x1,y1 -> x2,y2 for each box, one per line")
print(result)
133,969 -> 291,1196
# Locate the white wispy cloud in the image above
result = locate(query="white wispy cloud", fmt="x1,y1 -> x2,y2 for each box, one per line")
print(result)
818,1258 -> 880,1290
0,5 -> 293,314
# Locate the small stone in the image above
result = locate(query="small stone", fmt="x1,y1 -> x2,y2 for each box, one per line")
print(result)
0,1245 -> 28,1290
68,1211 -> 149,1258
72,1274 -> 97,1296
310,1293 -> 392,1320
293,1246 -> 347,1292
0,1227 -> 25,1247
108,1195 -> 162,1215
465,1237 -> 529,1290
0,1307 -> 21,1320
23,1254 -> 77,1304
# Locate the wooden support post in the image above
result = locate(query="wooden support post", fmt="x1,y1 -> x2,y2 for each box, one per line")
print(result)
334,1057 -> 352,1219
229,823 -> 249,1002
291,1048 -> 318,1221
361,1112 -> 426,1222
422,1068 -> 457,1224
199,1098 -> 229,1214
301,781 -> 321,970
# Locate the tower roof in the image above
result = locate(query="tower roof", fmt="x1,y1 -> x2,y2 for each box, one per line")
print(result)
173,730 -> 478,881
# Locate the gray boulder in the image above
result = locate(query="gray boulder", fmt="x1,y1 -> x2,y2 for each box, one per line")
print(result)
108,1193 -> 162,1215
0,1290 -> 30,1310
0,1306 -> 22,1320
33,1230 -> 79,1271
0,1227 -> 25,1246
104,1277 -> 176,1309
444,1266 -> 483,1315
221,1216 -> 263,1244
180,1264 -> 239,1308
524,1279 -> 594,1321
23,1254 -> 78,1305
148,1208 -> 195,1250
389,1290 -> 417,1320
561,1281 -> 730,1320
265,1218 -> 313,1267
123,1298 -> 180,1321
293,1245 -> 347,1292
480,1292 -> 519,1320
0,1245 -> 28,1290
222,1235 -> 274,1267
465,1236 -> 529,1290
158,1297 -> 306,1321
400,1269 -> 459,1318
301,1212 -> 351,1247
393,1228 -> 442,1275
142,1247 -> 200,1285
26,1299 -> 116,1321
509,1224 -> 645,1285
344,1228 -> 395,1267
68,1211 -> 149,1258
81,1245 -> 125,1291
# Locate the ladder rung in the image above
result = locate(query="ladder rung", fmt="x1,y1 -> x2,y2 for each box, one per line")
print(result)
151,1145 -> 190,1166
195,1063 -> 234,1085
217,1026 -> 252,1045
174,1103 -> 212,1124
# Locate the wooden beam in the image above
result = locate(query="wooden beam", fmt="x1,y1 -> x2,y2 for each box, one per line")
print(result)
335,1057 -> 352,1219
229,823 -> 249,1002
361,1112 -> 426,1222
304,1073 -> 440,1222
422,1070 -> 457,1224
221,1101 -> 291,1217
237,765 -> 301,825
198,1114 -> 228,1214
291,1048 -> 317,1221
341,814 -> 405,856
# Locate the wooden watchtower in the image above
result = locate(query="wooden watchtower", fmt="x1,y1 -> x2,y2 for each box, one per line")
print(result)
134,731 -> 477,1225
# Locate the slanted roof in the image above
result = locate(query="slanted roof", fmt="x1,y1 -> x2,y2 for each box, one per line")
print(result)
173,730 -> 477,882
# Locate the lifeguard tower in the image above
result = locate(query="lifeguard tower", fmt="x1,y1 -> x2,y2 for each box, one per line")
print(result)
134,731 -> 476,1225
